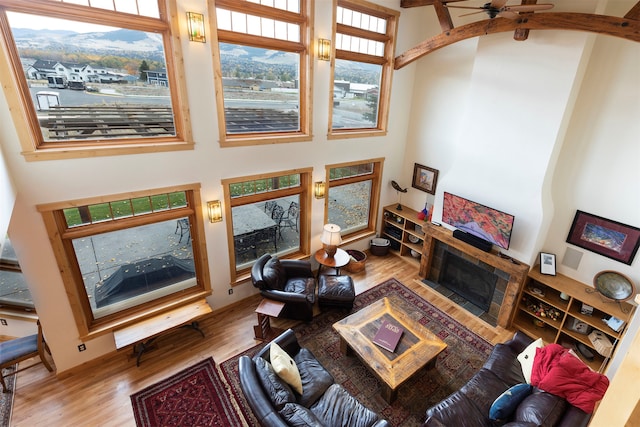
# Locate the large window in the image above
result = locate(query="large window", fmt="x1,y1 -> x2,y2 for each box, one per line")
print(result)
223,169 -> 311,282
329,0 -> 398,137
0,236 -> 34,311
0,0 -> 192,160
211,0 -> 312,146
38,185 -> 211,337
325,159 -> 383,240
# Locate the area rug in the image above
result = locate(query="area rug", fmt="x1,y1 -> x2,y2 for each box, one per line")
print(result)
219,278 -> 494,426
130,357 -> 246,426
0,366 -> 16,426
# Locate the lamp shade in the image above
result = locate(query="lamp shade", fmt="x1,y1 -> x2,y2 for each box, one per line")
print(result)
321,224 -> 342,246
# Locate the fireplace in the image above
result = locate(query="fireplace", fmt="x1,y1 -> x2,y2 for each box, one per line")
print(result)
439,251 -> 498,312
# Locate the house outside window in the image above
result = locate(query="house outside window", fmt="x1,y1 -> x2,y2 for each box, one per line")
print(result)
329,0 -> 398,138
211,0 -> 313,146
222,169 -> 311,282
37,184 -> 211,337
325,159 -> 383,241
0,0 -> 193,160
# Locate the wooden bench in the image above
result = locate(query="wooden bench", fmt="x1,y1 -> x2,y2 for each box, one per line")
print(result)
113,299 -> 212,366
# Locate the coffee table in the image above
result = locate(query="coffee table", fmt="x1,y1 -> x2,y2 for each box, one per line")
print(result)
332,296 -> 447,403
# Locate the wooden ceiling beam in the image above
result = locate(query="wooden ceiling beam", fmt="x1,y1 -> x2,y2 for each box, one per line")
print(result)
395,12 -> 640,69
433,0 -> 454,32
513,0 -> 538,41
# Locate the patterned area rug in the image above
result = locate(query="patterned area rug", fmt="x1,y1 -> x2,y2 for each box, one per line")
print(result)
0,366 -> 16,426
130,357 -> 246,426
219,278 -> 494,426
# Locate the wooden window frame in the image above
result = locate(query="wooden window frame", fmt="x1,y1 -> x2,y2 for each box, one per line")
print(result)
210,0 -> 314,147
37,184 -> 211,339
324,158 -> 383,243
0,0 -> 194,161
327,0 -> 398,139
222,168 -> 312,283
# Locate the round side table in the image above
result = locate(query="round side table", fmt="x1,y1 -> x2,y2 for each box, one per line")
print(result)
314,248 -> 350,278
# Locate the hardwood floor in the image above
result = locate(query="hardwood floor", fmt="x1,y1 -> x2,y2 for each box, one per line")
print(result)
10,254 -> 514,426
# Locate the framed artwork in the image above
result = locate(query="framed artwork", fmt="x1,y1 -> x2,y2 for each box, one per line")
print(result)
412,163 -> 439,195
566,210 -> 640,265
540,252 -> 556,276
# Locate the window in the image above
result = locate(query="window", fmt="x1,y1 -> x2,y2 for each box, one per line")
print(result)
222,169 -> 311,282
37,184 -> 211,337
329,0 -> 398,137
211,0 -> 312,146
0,236 -> 35,312
325,159 -> 383,240
0,0 -> 192,160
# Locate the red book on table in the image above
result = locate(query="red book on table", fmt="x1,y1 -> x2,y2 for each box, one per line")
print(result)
373,320 -> 404,352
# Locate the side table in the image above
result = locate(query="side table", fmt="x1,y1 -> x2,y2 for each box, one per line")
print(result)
254,299 -> 285,341
314,248 -> 350,278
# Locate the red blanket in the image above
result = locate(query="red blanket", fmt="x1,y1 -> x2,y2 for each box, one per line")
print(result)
530,344 -> 609,413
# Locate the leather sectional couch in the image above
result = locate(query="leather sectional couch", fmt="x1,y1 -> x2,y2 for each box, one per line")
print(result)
422,331 -> 591,427
239,328 -> 389,427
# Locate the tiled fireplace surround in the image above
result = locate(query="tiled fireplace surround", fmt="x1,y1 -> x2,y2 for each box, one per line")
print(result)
419,223 -> 530,329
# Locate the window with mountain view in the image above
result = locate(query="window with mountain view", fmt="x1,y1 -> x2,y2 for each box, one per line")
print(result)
0,0 -> 191,159
212,0 -> 312,146
329,0 -> 399,137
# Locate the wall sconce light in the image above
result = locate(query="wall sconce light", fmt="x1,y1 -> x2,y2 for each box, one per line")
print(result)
314,181 -> 326,199
187,12 -> 206,43
321,224 -> 342,258
207,200 -> 222,223
318,38 -> 331,61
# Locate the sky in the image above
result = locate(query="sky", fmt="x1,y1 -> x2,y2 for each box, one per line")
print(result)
7,11 -> 118,33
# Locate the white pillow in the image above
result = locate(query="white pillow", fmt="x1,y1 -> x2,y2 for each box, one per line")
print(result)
517,338 -> 543,384
270,342 -> 303,394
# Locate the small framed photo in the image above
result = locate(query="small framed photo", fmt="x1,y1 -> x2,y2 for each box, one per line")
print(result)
540,252 -> 556,276
412,163 -> 439,195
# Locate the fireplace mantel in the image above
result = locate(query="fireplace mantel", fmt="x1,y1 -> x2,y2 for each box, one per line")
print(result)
419,223 -> 529,328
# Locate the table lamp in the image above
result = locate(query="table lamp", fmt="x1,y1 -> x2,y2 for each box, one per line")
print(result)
321,224 -> 342,258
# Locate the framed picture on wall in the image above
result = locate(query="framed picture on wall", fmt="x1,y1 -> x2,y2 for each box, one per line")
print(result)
540,252 -> 556,276
412,163 -> 439,195
566,210 -> 640,265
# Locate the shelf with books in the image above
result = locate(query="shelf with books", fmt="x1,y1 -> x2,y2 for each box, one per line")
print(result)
381,204 -> 426,263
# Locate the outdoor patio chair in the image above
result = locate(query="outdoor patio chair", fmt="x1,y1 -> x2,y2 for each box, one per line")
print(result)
271,205 -> 285,240
264,200 -> 277,214
280,201 -> 299,233
0,320 -> 54,393
174,218 -> 190,243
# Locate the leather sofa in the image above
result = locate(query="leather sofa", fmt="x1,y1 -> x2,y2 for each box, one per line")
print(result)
239,329 -> 389,427
251,254 -> 316,321
422,331 -> 591,427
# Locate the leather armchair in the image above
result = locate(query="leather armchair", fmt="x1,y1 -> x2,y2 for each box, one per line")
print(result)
251,254 -> 316,321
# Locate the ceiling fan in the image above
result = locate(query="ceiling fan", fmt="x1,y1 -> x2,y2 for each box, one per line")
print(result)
445,0 -> 554,19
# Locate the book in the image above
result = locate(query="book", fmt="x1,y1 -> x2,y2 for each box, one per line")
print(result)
372,320 -> 404,352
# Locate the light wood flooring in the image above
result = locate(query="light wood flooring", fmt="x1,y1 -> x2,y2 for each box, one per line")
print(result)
9,254 -> 514,426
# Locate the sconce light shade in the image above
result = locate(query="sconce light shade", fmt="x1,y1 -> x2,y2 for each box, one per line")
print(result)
187,12 -> 206,43
321,224 -> 342,257
314,181 -> 326,199
207,200 -> 222,223
318,38 -> 331,61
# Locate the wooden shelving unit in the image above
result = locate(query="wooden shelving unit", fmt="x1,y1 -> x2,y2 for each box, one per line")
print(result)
513,267 -> 635,372
380,204 -> 426,265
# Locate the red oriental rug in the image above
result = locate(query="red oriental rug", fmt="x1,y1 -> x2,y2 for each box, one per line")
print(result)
219,278 -> 494,426
130,357 -> 245,426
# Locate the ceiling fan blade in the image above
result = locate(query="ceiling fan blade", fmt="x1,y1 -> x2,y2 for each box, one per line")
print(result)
506,4 -> 554,13
458,10 -> 490,17
498,10 -> 519,19
490,0 -> 509,8
444,5 -> 489,10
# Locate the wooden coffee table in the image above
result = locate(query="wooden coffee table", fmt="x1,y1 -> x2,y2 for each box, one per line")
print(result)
333,296 -> 447,403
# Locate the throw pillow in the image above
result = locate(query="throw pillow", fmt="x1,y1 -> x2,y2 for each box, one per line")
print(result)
263,258 -> 286,290
517,338 -> 543,383
270,341 -> 303,394
489,383 -> 533,421
254,357 -> 295,410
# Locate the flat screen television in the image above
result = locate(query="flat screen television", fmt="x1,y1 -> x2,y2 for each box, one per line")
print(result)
442,192 -> 515,250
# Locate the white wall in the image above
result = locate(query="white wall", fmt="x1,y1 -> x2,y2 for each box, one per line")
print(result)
0,0 -> 422,372
403,0 -> 639,380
